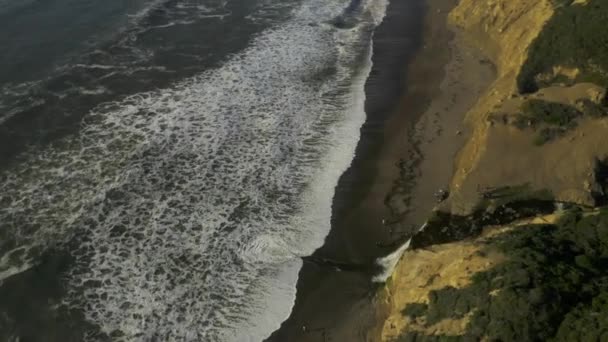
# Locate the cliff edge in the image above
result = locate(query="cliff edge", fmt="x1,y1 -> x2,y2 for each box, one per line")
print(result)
447,0 -> 608,215
378,0 -> 608,340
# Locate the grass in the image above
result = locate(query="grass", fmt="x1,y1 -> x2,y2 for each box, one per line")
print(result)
517,0 -> 608,93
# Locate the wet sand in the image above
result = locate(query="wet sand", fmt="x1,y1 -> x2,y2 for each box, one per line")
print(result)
267,0 -> 494,340
385,31 -> 496,229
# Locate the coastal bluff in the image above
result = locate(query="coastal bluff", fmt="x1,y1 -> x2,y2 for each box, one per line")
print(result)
448,0 -> 608,215
377,0 -> 608,340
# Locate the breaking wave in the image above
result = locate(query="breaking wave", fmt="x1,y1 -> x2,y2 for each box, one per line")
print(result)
0,0 -> 389,340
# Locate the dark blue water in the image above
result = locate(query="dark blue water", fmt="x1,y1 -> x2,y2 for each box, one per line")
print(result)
0,0 -> 388,340
0,0 -> 297,165
0,0 -> 146,84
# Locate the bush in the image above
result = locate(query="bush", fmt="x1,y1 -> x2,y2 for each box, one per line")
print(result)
399,208 -> 608,341
533,127 -> 566,145
412,190 -> 554,249
514,100 -> 583,145
517,0 -> 608,93
520,100 -> 582,127
511,98 -> 608,145
577,98 -> 608,118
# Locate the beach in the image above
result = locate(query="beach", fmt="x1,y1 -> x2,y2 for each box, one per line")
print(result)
3,0 -> 608,340
268,0 -> 494,340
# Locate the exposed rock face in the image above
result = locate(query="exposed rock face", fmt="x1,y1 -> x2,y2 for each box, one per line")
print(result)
449,0 -> 553,78
381,229 -> 507,340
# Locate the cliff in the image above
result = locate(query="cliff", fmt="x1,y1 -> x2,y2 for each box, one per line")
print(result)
382,207 -> 608,341
446,0 -> 608,215
378,0 -> 608,340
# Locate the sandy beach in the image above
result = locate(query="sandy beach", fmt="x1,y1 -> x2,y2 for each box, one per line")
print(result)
268,0 -> 494,340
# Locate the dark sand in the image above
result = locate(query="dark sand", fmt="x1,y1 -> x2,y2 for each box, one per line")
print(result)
267,0 -> 494,340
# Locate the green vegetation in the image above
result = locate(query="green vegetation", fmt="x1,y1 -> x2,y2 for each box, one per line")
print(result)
517,0 -> 608,93
533,127 -> 565,146
401,303 -> 428,319
512,99 -> 608,145
517,99 -> 581,127
577,98 -> 608,118
413,186 -> 554,248
398,208 -> 608,342
550,0 -> 575,7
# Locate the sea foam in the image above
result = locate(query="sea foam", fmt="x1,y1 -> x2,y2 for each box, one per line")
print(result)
0,0 -> 389,340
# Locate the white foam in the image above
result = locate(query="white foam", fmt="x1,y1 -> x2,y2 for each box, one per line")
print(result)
373,221 -> 428,283
239,234 -> 296,264
72,64 -> 122,70
125,0 -> 171,20
0,79 -> 45,124
0,0 -> 389,340
372,239 -> 412,283
78,86 -> 110,95
0,246 -> 34,282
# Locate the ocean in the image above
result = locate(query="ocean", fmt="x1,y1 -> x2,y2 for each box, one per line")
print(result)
0,0 -> 389,340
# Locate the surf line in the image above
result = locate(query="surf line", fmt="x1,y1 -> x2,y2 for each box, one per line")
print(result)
372,222 -> 428,283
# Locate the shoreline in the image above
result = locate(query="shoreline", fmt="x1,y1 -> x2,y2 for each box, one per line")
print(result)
267,0 -> 427,339
267,0 -> 495,340
385,19 -> 496,233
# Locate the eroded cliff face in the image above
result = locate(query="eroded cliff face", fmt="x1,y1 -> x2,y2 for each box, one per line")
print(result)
382,205 -> 608,341
379,214 -> 560,340
446,0 -> 608,214
380,226 -> 509,340
379,0 -> 608,340
450,0 -> 553,78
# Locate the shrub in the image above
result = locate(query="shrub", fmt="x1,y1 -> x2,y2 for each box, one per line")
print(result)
517,0 -> 608,93
534,127 -> 566,146
514,100 -> 582,145
400,208 -> 608,341
577,98 -> 608,118
520,100 -> 582,126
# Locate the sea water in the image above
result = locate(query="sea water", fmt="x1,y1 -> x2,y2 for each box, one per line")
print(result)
0,0 -> 388,340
